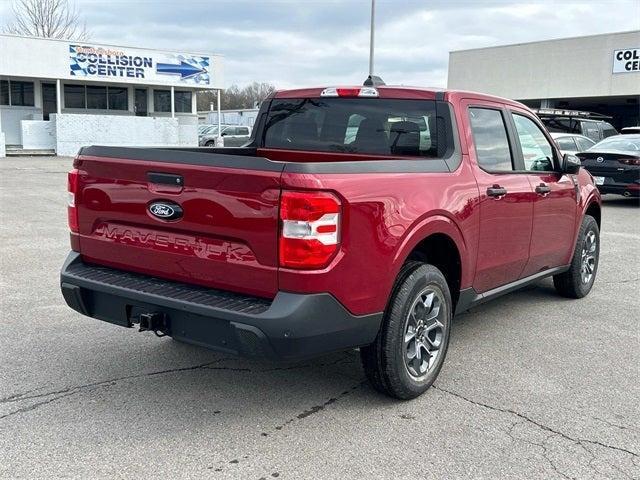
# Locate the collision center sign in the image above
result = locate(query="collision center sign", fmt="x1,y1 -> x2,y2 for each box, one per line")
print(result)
613,47 -> 640,73
69,44 -> 212,86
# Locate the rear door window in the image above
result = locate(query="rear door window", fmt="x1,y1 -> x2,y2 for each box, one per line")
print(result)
263,98 -> 440,157
575,137 -> 595,151
468,108 -> 513,171
555,136 -> 577,151
601,123 -> 617,139
581,121 -> 600,142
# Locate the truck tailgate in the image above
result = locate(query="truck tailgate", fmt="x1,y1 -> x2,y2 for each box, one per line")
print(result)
74,147 -> 284,298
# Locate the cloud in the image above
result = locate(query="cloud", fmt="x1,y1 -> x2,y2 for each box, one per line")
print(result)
4,0 -> 639,88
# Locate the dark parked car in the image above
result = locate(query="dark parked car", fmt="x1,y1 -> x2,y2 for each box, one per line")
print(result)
577,134 -> 640,197
534,109 -> 618,143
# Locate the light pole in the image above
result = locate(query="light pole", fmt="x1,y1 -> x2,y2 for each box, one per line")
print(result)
217,89 -> 221,145
369,0 -> 376,77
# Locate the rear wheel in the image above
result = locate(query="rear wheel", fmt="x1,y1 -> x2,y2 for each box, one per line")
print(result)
361,262 -> 452,399
553,215 -> 600,298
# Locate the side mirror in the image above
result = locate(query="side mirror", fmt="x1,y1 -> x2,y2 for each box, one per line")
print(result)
563,153 -> 581,174
221,132 -> 228,137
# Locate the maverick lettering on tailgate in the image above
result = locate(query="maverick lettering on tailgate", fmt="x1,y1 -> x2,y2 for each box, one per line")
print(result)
94,223 -> 256,264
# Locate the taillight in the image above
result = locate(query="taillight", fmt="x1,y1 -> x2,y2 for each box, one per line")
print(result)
67,169 -> 79,233
619,157 -> 640,166
320,87 -> 378,98
279,191 -> 341,269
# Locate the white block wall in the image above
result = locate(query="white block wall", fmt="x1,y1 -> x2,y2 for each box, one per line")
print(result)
53,113 -> 198,156
0,113 -> 5,157
21,120 -> 55,150
0,107 -> 43,145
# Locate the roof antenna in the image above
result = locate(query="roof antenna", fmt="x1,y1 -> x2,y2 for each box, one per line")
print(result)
364,0 -> 385,87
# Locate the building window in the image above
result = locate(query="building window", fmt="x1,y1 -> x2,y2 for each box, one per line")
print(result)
0,80 -> 8,105
175,91 -> 192,113
108,87 -> 128,111
64,84 -> 86,109
0,80 -> 35,106
64,84 -> 129,111
154,89 -> 171,112
87,86 -> 107,109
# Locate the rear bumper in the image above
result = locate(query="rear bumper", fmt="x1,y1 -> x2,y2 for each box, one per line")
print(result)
60,252 -> 382,361
596,183 -> 640,197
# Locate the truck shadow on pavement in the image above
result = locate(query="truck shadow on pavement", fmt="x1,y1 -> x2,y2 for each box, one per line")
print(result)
2,279 -> 573,424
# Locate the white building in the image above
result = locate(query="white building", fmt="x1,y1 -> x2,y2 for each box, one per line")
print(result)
0,34 -> 224,156
448,31 -> 640,129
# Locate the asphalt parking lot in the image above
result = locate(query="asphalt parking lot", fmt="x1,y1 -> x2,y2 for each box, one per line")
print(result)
1,156 -> 638,479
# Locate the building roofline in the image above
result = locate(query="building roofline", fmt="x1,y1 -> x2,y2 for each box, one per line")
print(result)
0,32 -> 223,58
449,30 -> 640,54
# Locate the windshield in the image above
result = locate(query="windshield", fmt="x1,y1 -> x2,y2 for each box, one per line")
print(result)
541,118 -> 581,134
263,98 -> 441,157
590,136 -> 640,152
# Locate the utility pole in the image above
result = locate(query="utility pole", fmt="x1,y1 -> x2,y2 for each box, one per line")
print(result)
217,89 -> 222,144
369,0 -> 376,76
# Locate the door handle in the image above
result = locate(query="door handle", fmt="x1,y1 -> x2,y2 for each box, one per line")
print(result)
535,183 -> 551,195
487,185 -> 507,198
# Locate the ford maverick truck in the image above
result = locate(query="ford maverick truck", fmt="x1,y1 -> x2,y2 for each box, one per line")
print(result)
61,84 -> 601,399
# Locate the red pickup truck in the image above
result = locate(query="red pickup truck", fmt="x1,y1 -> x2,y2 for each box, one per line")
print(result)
61,85 -> 601,399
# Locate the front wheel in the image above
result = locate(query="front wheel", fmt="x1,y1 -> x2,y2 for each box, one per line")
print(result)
553,215 -> 600,298
361,262 -> 452,400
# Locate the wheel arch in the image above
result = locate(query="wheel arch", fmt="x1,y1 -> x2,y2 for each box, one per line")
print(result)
585,200 -> 601,228
391,215 -> 468,311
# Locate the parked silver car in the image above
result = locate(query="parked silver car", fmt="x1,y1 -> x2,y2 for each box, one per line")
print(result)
199,125 -> 252,147
550,132 -> 595,156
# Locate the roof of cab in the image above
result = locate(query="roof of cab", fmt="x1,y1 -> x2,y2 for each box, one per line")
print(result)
273,85 -> 528,109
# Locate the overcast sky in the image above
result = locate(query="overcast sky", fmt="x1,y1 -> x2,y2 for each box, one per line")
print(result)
2,0 -> 639,88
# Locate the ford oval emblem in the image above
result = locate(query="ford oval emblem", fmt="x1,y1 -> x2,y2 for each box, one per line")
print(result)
148,201 -> 183,221
596,156 -> 604,163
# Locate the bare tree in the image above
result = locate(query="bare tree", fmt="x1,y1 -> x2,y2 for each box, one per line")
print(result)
197,83 -> 277,111
3,0 -> 90,41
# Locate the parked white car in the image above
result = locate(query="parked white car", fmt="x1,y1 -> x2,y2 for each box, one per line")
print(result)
199,125 -> 252,147
550,132 -> 596,156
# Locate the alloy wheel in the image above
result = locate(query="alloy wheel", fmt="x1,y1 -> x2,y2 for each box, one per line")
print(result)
403,287 -> 445,378
580,230 -> 597,284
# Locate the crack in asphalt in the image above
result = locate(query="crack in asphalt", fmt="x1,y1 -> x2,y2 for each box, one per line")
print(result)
268,381 -> 366,435
0,391 -> 81,421
0,386 -> 46,403
0,353 -> 359,422
200,379 -> 366,476
600,278 -> 640,285
509,424 -> 574,480
0,358 -> 236,417
433,385 -> 639,466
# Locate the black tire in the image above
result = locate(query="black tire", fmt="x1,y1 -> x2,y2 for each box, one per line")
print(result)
205,141 -> 216,147
553,215 -> 600,299
360,262 -> 452,400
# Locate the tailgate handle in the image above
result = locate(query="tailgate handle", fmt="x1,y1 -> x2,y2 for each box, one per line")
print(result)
147,172 -> 183,186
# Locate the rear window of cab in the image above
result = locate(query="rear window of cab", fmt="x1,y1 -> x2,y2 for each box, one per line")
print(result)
263,98 -> 442,158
